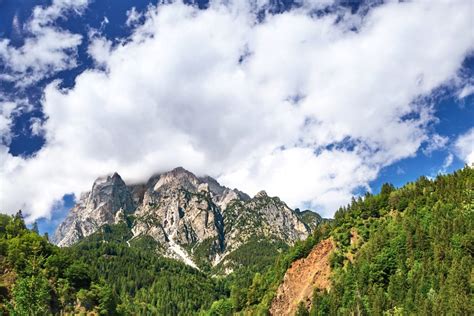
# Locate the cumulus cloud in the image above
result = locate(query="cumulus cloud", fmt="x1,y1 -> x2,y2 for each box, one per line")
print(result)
0,0 -> 89,86
423,133 -> 449,155
455,128 -> 474,165
1,0 -> 473,220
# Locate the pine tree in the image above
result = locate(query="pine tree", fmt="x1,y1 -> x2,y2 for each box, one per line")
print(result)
32,221 -> 39,234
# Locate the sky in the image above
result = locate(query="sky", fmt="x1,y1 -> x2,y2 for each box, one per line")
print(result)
0,0 -> 473,235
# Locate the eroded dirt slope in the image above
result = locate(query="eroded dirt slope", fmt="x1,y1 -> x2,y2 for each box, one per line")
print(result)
270,238 -> 335,315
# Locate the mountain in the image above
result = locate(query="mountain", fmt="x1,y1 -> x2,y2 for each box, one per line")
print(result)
1,167 -> 472,315
227,167 -> 473,315
53,172 -> 135,247
53,167 -> 314,270
295,208 -> 327,231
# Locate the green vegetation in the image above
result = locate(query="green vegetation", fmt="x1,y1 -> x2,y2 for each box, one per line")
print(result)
307,167 -> 473,315
219,222 -> 331,313
0,216 -> 225,315
1,167 -> 472,315
207,167 -> 474,315
295,209 -> 326,231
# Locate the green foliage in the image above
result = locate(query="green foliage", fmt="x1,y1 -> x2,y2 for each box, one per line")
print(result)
296,302 -> 309,316
216,238 -> 288,274
67,222 -> 225,315
191,237 -> 218,272
10,273 -> 51,315
310,167 -> 474,315
310,291 -> 330,316
207,298 -> 234,316
220,167 -> 473,315
0,216 -> 225,315
65,262 -> 91,289
1,167 -> 472,315
221,224 -> 331,313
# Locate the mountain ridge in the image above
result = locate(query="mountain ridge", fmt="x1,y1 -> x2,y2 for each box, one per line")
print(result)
1,167 -> 471,315
53,167 -> 319,270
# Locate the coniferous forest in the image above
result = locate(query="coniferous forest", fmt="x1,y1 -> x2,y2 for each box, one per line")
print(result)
1,167 -> 473,315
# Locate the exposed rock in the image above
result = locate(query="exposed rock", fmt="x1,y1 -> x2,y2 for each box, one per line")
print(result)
53,167 -> 317,269
254,190 -> 268,198
222,193 -> 309,259
269,238 -> 335,316
53,173 -> 134,247
128,184 -> 146,206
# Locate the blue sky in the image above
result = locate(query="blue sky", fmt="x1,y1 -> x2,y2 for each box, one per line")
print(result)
0,0 -> 473,235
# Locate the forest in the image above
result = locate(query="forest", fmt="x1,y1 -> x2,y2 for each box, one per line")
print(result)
0,167 -> 472,315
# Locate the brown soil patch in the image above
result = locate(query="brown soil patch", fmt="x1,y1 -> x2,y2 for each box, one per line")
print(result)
0,259 -> 15,302
269,238 -> 335,316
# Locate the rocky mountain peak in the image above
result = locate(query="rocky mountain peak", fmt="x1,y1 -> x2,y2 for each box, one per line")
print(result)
254,190 -> 268,199
92,172 -> 123,186
54,167 -> 319,269
53,172 -> 135,247
152,167 -> 201,192
87,172 -> 134,213
199,176 -> 225,195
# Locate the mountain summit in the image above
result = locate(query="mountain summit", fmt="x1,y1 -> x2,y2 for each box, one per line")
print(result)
53,167 -> 316,270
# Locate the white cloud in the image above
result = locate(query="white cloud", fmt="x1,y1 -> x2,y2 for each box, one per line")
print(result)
438,153 -> 454,174
0,102 -> 17,145
87,36 -> 113,67
101,16 -> 110,28
126,7 -> 143,27
455,128 -> 474,165
458,84 -> 474,99
29,117 -> 45,137
0,0 -> 473,220
0,98 -> 34,145
0,0 -> 89,86
423,133 -> 449,155
11,14 -> 22,38
396,166 -> 405,175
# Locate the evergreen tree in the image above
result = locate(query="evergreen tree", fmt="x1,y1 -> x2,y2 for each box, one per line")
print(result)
32,221 -> 39,234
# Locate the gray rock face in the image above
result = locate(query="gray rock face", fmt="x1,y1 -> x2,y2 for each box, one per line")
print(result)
221,191 -> 309,258
53,167 -> 315,268
53,173 -> 135,247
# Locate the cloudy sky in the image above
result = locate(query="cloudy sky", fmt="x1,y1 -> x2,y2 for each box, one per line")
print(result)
0,0 -> 473,233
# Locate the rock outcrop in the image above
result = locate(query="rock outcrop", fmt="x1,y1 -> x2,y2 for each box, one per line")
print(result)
54,167 -> 319,268
53,173 -> 135,247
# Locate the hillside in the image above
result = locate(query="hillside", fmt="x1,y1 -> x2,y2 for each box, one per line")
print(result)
232,167 -> 473,315
270,238 -> 335,315
0,167 -> 472,315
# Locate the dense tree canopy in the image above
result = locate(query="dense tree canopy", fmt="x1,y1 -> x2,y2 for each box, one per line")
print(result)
1,167 -> 472,315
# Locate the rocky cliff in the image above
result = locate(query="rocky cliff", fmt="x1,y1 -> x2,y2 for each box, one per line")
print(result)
53,173 -> 135,247
54,167 -> 318,268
